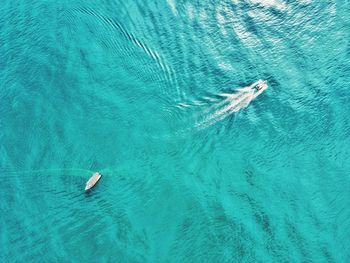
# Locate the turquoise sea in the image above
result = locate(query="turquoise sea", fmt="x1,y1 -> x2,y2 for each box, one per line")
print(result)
1,0 -> 350,262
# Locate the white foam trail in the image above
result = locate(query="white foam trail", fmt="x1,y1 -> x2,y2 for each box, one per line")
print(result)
195,80 -> 267,129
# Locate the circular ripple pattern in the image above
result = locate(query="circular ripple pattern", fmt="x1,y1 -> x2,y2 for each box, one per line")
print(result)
1,0 -> 349,262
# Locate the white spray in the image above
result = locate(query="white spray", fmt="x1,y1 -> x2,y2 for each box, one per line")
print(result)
195,80 -> 268,129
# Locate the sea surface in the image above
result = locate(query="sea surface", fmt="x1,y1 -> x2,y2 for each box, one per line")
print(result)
1,0 -> 350,262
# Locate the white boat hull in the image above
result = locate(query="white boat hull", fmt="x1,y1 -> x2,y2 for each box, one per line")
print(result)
85,172 -> 102,191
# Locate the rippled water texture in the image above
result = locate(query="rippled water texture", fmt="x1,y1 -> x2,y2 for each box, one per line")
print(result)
1,0 -> 350,262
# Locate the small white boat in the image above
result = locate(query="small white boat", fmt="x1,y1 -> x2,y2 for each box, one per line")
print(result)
85,172 -> 102,191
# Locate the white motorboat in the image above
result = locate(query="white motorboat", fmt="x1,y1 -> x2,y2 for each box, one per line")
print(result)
85,172 -> 102,191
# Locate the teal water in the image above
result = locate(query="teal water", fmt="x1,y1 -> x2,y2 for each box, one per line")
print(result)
1,0 -> 350,262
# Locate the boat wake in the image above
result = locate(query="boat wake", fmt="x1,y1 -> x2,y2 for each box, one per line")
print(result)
146,80 -> 268,139
194,80 -> 268,129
